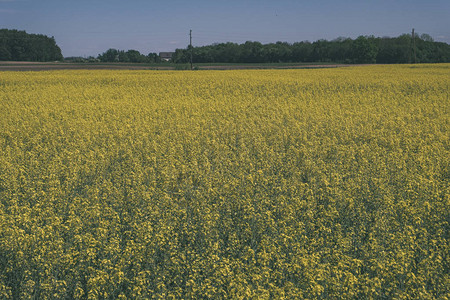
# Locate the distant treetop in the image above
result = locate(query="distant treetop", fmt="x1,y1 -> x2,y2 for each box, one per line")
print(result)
171,34 -> 450,64
0,29 -> 63,62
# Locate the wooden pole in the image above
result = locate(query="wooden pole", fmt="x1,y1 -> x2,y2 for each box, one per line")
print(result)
190,30 -> 193,70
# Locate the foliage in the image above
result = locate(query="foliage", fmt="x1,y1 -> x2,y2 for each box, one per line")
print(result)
0,65 -> 449,299
98,49 -> 161,63
173,34 -> 450,64
0,29 -> 63,62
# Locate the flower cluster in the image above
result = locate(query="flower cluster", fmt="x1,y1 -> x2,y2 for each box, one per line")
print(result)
0,65 -> 448,299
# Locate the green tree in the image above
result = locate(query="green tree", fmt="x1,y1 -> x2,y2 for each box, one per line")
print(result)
352,36 -> 377,63
147,52 -> 161,63
291,41 -> 313,62
126,50 -> 145,63
98,48 -> 119,62
420,33 -> 433,42
0,46 -> 11,60
170,33 -> 449,64
0,29 -> 62,61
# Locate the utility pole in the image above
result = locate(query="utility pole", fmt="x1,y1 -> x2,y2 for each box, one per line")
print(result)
189,29 -> 193,70
412,28 -> 416,64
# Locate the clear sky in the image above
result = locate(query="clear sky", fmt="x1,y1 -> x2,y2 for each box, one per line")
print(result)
1,0 -> 449,57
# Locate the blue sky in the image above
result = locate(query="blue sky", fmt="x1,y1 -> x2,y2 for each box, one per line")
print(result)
1,0 -> 449,57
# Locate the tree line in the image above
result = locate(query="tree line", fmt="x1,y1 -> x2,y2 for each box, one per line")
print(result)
97,48 -> 161,63
0,29 -> 63,61
98,33 -> 450,64
173,34 -> 450,64
2,29 -> 449,64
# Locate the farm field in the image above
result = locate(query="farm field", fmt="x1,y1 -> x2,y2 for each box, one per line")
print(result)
0,65 -> 449,298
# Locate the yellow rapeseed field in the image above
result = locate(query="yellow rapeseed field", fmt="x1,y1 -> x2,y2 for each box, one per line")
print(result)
0,65 -> 449,299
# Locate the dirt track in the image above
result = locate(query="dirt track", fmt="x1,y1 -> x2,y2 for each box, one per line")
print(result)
0,62 -> 357,71
198,64 -> 348,70
0,62 -> 173,71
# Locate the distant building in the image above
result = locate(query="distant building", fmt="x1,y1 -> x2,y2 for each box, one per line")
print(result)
159,52 -> 175,61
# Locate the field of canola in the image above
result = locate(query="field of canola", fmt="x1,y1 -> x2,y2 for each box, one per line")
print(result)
0,65 -> 449,299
